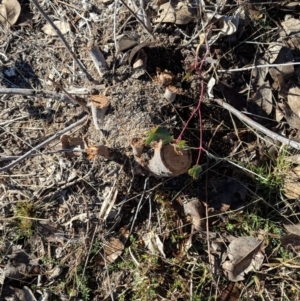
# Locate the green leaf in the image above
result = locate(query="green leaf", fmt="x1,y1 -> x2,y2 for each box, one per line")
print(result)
145,126 -> 173,145
175,140 -> 187,150
188,165 -> 202,179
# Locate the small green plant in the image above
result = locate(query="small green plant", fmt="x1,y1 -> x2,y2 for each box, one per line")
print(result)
145,126 -> 173,145
145,126 -> 202,179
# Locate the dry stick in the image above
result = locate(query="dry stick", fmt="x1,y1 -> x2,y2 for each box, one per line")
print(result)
30,0 -> 96,83
0,115 -> 88,172
218,61 -> 300,73
0,88 -> 79,104
118,0 -> 154,37
48,78 -> 89,113
213,98 -> 300,150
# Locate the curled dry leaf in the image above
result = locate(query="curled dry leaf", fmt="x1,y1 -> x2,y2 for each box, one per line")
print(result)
183,198 -> 205,231
222,236 -> 264,282
0,0 -> 21,27
85,145 -> 110,160
154,2 -> 196,25
156,68 -> 174,86
147,140 -> 192,177
42,21 -> 70,36
103,237 -> 124,264
116,34 -> 138,54
143,232 -> 166,258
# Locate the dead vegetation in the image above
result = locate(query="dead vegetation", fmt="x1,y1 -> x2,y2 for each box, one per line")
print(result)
1,0 -> 300,300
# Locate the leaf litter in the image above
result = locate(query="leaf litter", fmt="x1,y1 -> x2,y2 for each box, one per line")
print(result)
1,0 -> 300,299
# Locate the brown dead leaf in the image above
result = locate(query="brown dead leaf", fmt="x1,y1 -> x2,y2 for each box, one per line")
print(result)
154,2 -> 196,25
42,21 -> 70,36
216,283 -> 241,301
183,198 -> 205,230
278,102 -> 300,130
269,47 -> 294,94
116,34 -> 138,54
103,237 -> 124,264
251,83 -> 273,115
281,234 -> 300,250
0,0 -> 21,27
90,94 -> 110,109
222,236 -> 264,282
85,145 -> 110,160
156,68 -> 174,86
281,18 -> 300,49
288,84 -> 300,117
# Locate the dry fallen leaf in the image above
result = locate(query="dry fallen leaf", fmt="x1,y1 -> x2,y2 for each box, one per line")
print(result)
85,145 -> 110,160
103,237 -> 124,264
183,198 -> 205,230
154,2 -> 196,25
0,0 -> 21,27
281,234 -> 300,250
222,236 -> 264,282
251,83 -> 273,115
42,21 -> 70,36
156,68 -> 174,86
288,84 -> 300,117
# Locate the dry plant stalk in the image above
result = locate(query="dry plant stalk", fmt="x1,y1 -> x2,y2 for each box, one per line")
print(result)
90,95 -> 110,130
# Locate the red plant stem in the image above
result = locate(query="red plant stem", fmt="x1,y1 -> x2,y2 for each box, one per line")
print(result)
176,39 -> 210,165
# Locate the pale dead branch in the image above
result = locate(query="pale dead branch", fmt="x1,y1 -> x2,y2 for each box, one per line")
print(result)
213,98 -> 300,150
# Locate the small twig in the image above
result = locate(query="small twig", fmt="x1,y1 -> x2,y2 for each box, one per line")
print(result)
0,88 -> 80,104
118,0 -> 154,37
0,115 -> 88,172
0,86 -> 105,103
48,78 -> 89,113
213,98 -> 300,150
30,0 -> 96,83
218,61 -> 300,73
129,177 -> 149,235
0,148 -> 85,161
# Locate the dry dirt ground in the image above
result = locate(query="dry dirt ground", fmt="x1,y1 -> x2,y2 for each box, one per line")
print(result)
1,0 -> 300,300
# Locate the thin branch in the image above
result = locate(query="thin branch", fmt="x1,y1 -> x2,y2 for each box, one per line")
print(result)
0,115 -> 88,172
30,0 -> 97,83
218,61 -> 300,73
0,88 -> 77,104
212,98 -> 300,150
0,87 -> 104,104
118,0 -> 154,37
